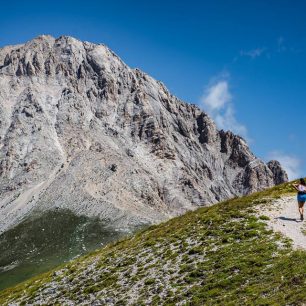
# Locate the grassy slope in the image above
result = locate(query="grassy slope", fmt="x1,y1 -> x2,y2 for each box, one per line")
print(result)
1,182 -> 306,305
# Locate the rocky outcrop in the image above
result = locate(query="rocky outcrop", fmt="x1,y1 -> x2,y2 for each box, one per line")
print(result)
0,35 -> 288,233
267,160 -> 288,185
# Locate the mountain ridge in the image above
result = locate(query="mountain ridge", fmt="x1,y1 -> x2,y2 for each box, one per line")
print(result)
0,34 -> 287,235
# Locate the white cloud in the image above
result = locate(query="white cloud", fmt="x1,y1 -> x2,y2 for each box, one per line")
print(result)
202,81 -> 231,110
201,79 -> 248,140
240,48 -> 266,59
268,151 -> 301,180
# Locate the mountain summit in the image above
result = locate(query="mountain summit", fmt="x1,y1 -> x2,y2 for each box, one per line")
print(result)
0,35 -> 287,234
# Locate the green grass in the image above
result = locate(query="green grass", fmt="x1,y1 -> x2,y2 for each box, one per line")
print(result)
1,181 -> 305,305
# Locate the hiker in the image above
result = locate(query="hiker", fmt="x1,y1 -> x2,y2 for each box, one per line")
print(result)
293,178 -> 306,221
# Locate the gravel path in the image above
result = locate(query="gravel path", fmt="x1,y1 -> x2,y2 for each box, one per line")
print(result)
260,195 -> 306,249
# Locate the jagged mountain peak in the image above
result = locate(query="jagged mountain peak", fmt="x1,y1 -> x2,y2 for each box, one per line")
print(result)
0,35 -> 287,236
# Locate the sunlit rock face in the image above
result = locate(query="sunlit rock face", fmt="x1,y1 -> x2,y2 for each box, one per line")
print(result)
0,35 -> 288,234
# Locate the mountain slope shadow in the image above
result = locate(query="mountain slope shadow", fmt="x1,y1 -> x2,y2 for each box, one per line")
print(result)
0,209 -> 137,290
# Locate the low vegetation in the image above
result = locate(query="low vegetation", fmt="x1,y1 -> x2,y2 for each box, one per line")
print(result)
1,181 -> 306,305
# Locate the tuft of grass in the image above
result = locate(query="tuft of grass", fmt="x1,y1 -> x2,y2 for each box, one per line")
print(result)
259,215 -> 270,220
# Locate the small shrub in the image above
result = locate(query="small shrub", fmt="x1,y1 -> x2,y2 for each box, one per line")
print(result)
144,278 -> 155,285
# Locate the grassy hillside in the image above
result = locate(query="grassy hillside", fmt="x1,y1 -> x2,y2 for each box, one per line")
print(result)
2,182 -> 306,305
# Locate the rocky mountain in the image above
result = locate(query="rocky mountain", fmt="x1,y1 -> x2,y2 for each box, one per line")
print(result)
0,35 -> 287,236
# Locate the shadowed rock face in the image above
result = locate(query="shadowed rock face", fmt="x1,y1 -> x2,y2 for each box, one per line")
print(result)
0,35 -> 288,233
267,160 -> 289,185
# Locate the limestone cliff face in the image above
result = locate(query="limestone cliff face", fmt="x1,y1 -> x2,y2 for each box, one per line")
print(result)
0,35 -> 287,232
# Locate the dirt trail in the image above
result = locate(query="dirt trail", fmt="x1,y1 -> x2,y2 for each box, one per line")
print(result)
260,195 -> 306,249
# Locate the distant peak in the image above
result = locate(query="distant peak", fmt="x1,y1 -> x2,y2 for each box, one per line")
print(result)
22,35 -> 56,49
31,34 -> 56,43
36,34 -> 55,40
27,35 -> 84,47
55,35 -> 82,43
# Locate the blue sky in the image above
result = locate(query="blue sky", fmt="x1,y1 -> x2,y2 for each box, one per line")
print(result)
1,0 -> 305,179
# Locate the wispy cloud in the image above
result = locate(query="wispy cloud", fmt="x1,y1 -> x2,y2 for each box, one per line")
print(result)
236,36 -> 302,62
239,48 -> 266,59
267,151 -> 301,180
201,78 -> 248,140
277,36 -> 286,52
276,36 -> 301,54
